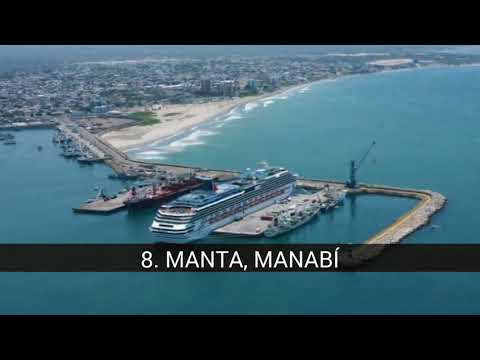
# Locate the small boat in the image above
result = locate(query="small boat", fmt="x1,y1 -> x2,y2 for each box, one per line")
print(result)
78,156 -> 93,164
62,148 -> 78,158
78,153 -> 100,164
1,133 -> 14,141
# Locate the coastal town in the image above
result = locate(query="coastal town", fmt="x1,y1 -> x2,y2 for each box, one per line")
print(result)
1,50 -> 480,132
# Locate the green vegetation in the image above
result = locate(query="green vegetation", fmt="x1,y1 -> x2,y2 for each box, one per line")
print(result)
239,89 -> 259,97
128,112 -> 160,126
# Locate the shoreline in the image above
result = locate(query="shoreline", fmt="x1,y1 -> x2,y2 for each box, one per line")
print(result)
101,82 -> 312,151
101,61 -> 480,153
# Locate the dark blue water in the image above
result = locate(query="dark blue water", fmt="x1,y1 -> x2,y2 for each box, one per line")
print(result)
2,66 -> 480,314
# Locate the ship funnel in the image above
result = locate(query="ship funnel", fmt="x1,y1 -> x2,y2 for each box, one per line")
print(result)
258,161 -> 269,169
197,176 -> 216,192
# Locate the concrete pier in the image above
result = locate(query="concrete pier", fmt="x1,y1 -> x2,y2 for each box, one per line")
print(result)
73,192 -> 129,214
57,122 -> 106,160
215,193 -> 329,236
59,117 -> 238,180
60,117 -> 448,265
340,185 -> 447,267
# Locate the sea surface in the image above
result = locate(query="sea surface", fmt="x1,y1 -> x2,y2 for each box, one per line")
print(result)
1,66 -> 480,314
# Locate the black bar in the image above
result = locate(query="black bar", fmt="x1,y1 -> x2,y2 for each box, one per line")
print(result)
0,244 -> 480,272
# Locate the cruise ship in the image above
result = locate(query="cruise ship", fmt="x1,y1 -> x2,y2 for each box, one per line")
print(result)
149,163 -> 297,243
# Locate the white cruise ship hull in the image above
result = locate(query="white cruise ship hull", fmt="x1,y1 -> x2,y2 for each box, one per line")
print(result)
151,183 -> 294,243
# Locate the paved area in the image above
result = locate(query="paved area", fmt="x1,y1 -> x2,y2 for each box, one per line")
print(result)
215,193 -> 330,236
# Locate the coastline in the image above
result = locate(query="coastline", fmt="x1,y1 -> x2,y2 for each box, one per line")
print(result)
100,82 -> 311,151
101,61 -> 480,153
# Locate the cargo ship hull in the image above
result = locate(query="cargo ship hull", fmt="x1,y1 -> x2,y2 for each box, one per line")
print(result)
125,187 -> 199,210
125,182 -> 203,210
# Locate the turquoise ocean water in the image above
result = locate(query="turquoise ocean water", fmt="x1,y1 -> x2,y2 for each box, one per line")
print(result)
1,66 -> 480,314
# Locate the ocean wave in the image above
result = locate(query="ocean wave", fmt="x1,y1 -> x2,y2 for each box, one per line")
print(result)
244,102 -> 258,111
227,108 -> 239,116
170,130 -> 216,149
136,150 -> 164,156
137,155 -> 167,160
263,100 -> 275,107
298,86 -> 311,93
133,129 -> 219,161
224,114 -> 243,122
162,130 -> 218,153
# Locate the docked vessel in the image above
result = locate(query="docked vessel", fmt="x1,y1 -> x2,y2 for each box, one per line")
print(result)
1,133 -> 15,145
149,163 -> 297,243
124,175 -> 203,210
264,202 -> 321,238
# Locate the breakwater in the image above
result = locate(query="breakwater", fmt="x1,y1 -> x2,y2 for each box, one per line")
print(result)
339,186 -> 447,267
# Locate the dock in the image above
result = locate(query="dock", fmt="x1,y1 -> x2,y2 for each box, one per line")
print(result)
59,117 -> 238,180
215,192 -> 334,236
72,181 -> 173,214
216,181 -> 447,267
73,192 -> 129,214
57,122 -> 106,161
57,116 -> 448,266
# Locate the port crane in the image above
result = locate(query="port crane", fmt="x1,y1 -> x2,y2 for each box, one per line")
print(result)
346,140 -> 376,188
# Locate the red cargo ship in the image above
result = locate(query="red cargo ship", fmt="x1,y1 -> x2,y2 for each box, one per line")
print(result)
124,176 -> 204,210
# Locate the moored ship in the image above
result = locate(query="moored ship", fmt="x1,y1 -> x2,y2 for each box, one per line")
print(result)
264,201 -> 321,238
124,175 -> 204,210
149,162 -> 297,243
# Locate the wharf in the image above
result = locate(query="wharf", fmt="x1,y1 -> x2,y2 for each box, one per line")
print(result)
72,182 -> 164,214
58,122 -> 106,160
73,192 -> 129,214
60,116 -> 448,266
217,181 -> 447,267
215,192 -> 332,236
59,117 -> 235,180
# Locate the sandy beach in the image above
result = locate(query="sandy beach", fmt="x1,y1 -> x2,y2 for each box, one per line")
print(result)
101,84 -> 309,151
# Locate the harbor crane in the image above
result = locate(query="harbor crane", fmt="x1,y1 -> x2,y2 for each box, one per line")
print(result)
346,140 -> 376,188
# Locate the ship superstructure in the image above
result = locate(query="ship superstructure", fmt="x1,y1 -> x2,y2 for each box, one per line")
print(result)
149,163 -> 296,243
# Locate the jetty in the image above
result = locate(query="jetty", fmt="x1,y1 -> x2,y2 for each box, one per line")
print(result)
73,193 -> 129,214
57,117 -> 447,265
215,190 -> 343,237
340,185 -> 447,267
